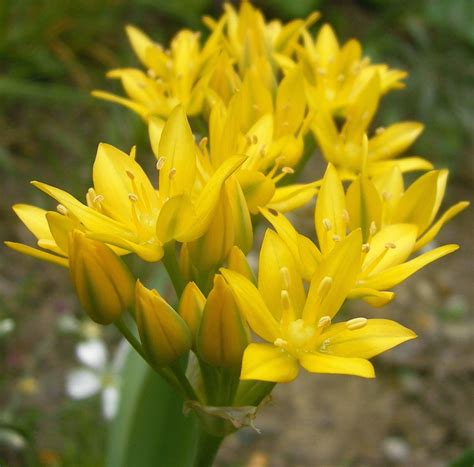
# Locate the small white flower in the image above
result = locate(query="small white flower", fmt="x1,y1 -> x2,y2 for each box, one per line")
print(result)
65,338 -> 128,420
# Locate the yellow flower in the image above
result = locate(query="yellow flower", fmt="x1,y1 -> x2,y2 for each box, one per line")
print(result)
262,164 -> 466,306
93,25 -> 222,120
294,23 -> 406,115
7,107 -> 244,265
221,229 -> 416,382
310,76 -> 432,176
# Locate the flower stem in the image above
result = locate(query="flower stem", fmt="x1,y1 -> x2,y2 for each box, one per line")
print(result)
163,241 -> 185,297
193,428 -> 224,467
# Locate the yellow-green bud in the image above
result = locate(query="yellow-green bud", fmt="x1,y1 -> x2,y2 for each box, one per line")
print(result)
178,282 -> 205,344
135,280 -> 192,367
68,231 -> 134,325
227,246 -> 256,285
196,275 -> 249,368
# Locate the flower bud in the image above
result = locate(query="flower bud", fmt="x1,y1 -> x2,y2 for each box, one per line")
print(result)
227,246 -> 256,285
135,280 -> 192,367
178,282 -> 205,344
68,231 -> 134,324
196,275 -> 249,368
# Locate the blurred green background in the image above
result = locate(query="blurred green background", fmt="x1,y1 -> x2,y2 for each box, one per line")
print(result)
1,1 -> 472,466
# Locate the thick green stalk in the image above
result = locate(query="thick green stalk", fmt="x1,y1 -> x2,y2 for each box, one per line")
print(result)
193,428 -> 224,467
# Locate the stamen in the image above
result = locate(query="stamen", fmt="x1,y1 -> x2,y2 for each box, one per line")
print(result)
369,221 -> 377,236
322,218 -> 332,231
342,209 -> 350,224
317,315 -> 331,329
317,276 -> 333,302
274,338 -> 287,348
385,242 -> 396,249
281,290 -> 291,311
156,157 -> 166,170
281,166 -> 295,174
332,234 -> 341,242
362,243 -> 370,253
382,191 -> 392,201
168,167 -> 177,179
147,69 -> 157,79
199,137 -> 208,150
128,193 -> 138,202
57,204 -> 68,215
346,317 -> 368,330
280,267 -> 291,290
259,144 -> 266,156
93,194 -> 104,204
375,126 -> 385,135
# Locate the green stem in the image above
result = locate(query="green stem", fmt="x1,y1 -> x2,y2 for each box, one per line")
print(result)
170,362 -> 200,402
193,428 -> 224,467
163,241 -> 185,297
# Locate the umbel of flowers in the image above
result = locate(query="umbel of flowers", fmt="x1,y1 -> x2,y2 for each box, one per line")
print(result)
6,1 -> 468,464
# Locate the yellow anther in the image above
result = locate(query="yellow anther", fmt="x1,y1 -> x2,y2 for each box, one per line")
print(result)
57,204 -> 68,215
382,191 -> 392,201
317,315 -> 331,329
274,338 -> 288,348
375,126 -> 385,135
322,218 -> 332,231
281,166 -> 295,174
199,137 -> 208,150
252,134 -> 258,144
280,267 -> 291,290
125,170 -> 135,180
362,243 -> 370,253
317,276 -> 333,301
317,67 -> 326,76
156,157 -> 166,170
128,193 -> 138,202
168,167 -> 177,179
342,209 -> 350,224
369,221 -> 377,236
332,234 -> 341,242
147,69 -> 157,79
281,290 -> 291,311
385,242 -> 396,249
93,194 -> 104,204
346,317 -> 368,330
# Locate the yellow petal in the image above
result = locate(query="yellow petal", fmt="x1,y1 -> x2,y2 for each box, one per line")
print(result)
125,25 -> 155,68
320,319 -> 416,359
303,229 -> 362,323
240,343 -> 299,382
91,90 -> 149,120
227,246 -> 257,285
348,287 -> 394,307
13,204 -> 53,242
158,106 -> 197,199
236,170 -> 275,215
258,230 -> 306,321
368,122 -> 424,160
362,224 -> 417,275
156,194 -> 196,244
315,164 -> 347,253
414,201 -> 469,251
93,143 -> 159,226
5,241 -> 68,268
148,116 -> 165,160
315,24 -> 340,67
362,244 -> 459,290
346,176 -> 382,241
369,157 -> 434,175
220,269 -> 280,342
392,171 -> 439,235
268,182 -> 319,213
299,352 -> 375,378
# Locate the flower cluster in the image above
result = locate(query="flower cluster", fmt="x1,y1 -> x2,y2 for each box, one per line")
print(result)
7,1 -> 467,432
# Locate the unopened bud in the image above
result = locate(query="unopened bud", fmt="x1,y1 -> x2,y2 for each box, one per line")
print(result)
178,282 -> 205,344
68,231 -> 134,325
135,280 -> 192,367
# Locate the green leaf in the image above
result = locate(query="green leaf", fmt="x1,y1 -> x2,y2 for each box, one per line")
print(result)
106,347 -> 198,467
